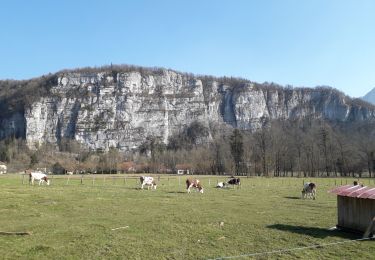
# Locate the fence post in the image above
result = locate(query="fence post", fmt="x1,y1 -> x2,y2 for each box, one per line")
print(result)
92,176 -> 95,186
66,176 -> 70,185
104,176 -> 106,185
81,175 -> 83,185
209,179 -> 211,187
124,176 -> 126,186
168,177 -> 170,186
22,174 -> 25,185
179,176 -> 181,186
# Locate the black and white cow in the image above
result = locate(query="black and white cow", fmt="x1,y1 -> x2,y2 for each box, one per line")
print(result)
140,176 -> 157,190
216,182 -> 226,188
227,177 -> 241,188
301,182 -> 316,200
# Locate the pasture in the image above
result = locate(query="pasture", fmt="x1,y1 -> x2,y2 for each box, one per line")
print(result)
0,175 -> 374,259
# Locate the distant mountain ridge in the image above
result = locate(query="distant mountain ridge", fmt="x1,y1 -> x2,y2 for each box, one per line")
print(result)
0,65 -> 375,151
362,87 -> 375,105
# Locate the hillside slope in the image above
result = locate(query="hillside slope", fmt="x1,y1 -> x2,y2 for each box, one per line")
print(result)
1,66 -> 374,151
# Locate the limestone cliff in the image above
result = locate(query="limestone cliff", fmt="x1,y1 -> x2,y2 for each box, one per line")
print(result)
1,67 -> 374,151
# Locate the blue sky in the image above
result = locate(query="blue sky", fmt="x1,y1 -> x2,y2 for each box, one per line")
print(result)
1,0 -> 374,97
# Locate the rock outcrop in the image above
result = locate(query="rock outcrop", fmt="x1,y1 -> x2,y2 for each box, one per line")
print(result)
1,67 -> 375,151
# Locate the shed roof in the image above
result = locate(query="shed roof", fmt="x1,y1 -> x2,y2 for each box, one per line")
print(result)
329,185 -> 375,199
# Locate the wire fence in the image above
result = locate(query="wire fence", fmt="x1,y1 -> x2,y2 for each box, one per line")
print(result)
207,236 -> 374,260
17,174 -> 375,189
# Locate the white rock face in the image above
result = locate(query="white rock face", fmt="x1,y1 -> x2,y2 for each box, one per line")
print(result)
2,69 -> 374,151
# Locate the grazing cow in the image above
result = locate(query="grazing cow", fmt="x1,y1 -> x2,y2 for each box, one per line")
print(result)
216,182 -> 226,188
140,176 -> 157,190
27,170 -> 50,186
353,181 -> 364,187
186,178 -> 204,193
301,182 -> 316,200
227,177 -> 241,187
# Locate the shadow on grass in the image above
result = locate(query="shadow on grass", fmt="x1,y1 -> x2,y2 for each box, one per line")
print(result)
267,224 -> 361,239
284,196 -> 301,200
167,191 -> 186,194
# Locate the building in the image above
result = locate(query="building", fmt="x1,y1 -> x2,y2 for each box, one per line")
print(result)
329,185 -> 375,235
0,162 -> 6,174
175,164 -> 192,175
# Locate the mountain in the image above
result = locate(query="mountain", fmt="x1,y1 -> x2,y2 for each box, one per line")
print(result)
1,65 -> 375,151
362,87 -> 375,105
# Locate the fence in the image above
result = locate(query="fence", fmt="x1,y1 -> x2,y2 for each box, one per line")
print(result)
19,174 -> 375,189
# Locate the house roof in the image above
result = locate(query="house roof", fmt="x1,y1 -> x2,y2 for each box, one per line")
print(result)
329,185 -> 375,200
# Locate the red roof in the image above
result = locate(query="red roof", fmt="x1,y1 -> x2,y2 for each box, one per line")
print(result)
329,185 -> 375,200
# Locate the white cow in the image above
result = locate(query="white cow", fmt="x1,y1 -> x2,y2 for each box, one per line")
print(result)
27,171 -> 50,186
302,182 -> 316,199
140,176 -> 157,190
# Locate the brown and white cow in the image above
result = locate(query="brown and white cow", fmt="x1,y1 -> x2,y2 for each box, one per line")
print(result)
186,178 -> 204,193
140,176 -> 157,190
26,170 -> 50,186
301,182 -> 316,200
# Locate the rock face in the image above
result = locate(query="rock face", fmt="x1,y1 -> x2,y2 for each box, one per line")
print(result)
1,68 -> 375,151
362,87 -> 375,105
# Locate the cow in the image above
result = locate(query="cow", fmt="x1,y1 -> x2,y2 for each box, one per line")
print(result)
140,176 -> 157,190
186,178 -> 204,193
227,177 -> 241,188
353,181 -> 364,187
216,182 -> 226,188
27,170 -> 50,186
301,182 -> 316,200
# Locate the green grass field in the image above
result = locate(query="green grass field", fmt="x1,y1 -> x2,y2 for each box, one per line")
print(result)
1,175 -> 374,259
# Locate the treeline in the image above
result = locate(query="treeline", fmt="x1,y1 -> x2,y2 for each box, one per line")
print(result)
137,119 -> 375,178
2,118 -> 373,178
0,74 -> 57,118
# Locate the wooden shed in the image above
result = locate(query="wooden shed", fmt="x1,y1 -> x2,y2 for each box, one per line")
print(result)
329,185 -> 375,235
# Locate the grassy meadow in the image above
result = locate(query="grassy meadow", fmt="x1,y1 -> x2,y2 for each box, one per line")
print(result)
0,174 -> 374,259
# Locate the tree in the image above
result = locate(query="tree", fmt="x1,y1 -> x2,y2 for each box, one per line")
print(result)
30,153 -> 39,167
253,126 -> 270,176
0,145 -> 10,163
230,129 -> 244,175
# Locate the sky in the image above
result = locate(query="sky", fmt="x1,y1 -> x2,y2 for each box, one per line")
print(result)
1,0 -> 374,97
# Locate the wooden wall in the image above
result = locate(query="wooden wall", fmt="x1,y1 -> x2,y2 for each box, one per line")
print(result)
337,196 -> 375,233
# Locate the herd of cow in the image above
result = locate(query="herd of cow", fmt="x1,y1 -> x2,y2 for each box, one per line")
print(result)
26,170 -> 318,199
140,176 -> 240,193
138,176 -> 318,199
